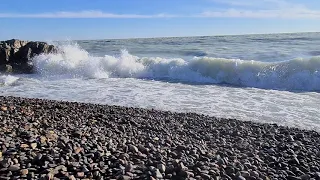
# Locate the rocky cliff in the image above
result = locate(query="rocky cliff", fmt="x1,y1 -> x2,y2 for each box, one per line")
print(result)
0,39 -> 57,73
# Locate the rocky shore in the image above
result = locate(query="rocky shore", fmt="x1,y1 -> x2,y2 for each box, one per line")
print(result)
0,39 -> 56,73
0,96 -> 320,180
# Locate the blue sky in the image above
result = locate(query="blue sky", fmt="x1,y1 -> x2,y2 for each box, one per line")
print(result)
0,0 -> 320,40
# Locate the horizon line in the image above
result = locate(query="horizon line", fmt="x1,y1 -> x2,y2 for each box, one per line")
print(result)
5,31 -> 318,42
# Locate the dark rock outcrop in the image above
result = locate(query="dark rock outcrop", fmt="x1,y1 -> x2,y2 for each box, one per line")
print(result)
0,39 -> 57,73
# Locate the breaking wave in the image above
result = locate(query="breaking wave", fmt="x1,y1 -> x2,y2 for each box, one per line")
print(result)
32,43 -> 320,91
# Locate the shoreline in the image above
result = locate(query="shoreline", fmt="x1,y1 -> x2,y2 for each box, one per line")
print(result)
0,96 -> 320,179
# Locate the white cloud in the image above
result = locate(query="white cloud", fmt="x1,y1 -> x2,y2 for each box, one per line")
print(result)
200,8 -> 320,19
0,1 -> 320,20
202,0 -> 320,19
210,0 -> 299,8
209,0 -> 265,7
0,10 -> 176,18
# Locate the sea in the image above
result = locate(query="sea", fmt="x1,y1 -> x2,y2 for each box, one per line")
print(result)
1,32 -> 320,130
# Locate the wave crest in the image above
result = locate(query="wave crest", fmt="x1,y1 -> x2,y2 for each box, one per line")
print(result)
32,43 -> 320,91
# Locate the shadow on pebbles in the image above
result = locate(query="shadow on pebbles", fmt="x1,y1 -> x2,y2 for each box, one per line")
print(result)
0,96 -> 320,180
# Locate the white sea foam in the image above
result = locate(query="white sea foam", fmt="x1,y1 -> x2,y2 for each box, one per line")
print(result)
0,75 -> 19,86
32,43 -> 320,91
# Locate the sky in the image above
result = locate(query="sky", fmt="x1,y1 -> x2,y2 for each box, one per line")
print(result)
0,0 -> 320,40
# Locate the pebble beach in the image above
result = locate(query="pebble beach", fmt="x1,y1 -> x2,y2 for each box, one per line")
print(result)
0,96 -> 320,180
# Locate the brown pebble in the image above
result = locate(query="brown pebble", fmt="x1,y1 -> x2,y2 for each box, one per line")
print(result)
47,173 -> 54,179
74,147 -> 82,154
69,175 -> 76,180
12,158 -> 19,164
20,169 -> 28,175
20,144 -> 29,148
0,106 -> 7,111
77,172 -> 85,178
30,143 -> 37,149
